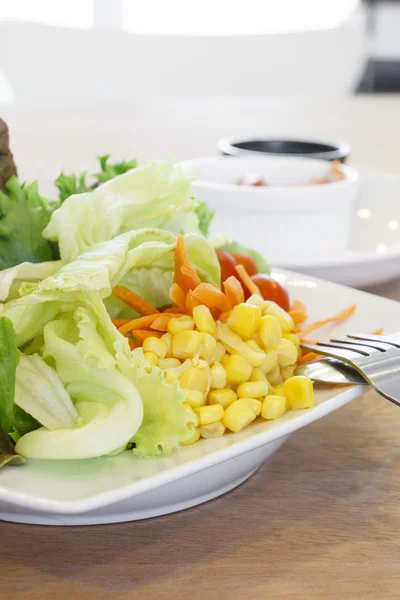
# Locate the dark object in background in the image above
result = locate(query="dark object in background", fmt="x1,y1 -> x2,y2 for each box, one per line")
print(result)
218,137 -> 350,162
357,59 -> 400,93
0,118 -> 17,191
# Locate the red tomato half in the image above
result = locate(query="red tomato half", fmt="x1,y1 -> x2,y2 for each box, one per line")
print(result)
231,253 -> 258,277
250,274 -> 290,312
216,249 -> 237,283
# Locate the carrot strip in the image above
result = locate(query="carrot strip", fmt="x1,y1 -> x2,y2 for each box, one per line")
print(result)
163,306 -> 184,314
112,286 -> 159,316
191,282 -> 231,313
118,313 -> 160,335
372,328 -> 384,335
132,329 -> 163,342
289,310 -> 308,325
169,282 -> 187,311
298,351 -> 320,365
174,234 -> 201,292
223,276 -> 245,307
299,304 -> 356,337
150,313 -> 185,332
128,339 -> 142,350
112,319 -> 131,328
185,290 -> 202,315
234,264 -> 261,297
291,299 -> 307,313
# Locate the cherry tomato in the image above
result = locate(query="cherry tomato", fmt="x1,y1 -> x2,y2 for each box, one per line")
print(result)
216,249 -> 237,283
250,274 -> 290,312
231,253 -> 258,277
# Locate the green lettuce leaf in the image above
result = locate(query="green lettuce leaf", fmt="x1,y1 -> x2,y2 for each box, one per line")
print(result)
0,177 -> 58,270
0,429 -> 26,467
0,260 -> 61,302
0,316 -> 39,447
222,241 -> 271,274
44,161 -> 201,262
15,305 -> 143,460
123,350 -> 195,457
195,200 -> 214,236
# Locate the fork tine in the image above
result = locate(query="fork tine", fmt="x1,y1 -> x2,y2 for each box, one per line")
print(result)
330,337 -> 389,353
348,333 -> 400,348
300,342 -> 365,364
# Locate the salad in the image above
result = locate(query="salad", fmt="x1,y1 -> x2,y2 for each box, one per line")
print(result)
0,137 -> 353,468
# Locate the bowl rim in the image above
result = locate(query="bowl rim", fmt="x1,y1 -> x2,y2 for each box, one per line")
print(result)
217,136 -> 351,161
181,154 -> 358,193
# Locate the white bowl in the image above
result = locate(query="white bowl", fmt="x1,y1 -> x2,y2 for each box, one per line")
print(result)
181,156 -> 359,264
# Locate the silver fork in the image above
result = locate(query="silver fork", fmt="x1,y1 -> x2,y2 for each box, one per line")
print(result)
301,332 -> 400,407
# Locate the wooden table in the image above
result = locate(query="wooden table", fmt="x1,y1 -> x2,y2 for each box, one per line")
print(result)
2,96 -> 400,599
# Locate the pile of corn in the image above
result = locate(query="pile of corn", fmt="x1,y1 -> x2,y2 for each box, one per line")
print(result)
141,294 -> 314,445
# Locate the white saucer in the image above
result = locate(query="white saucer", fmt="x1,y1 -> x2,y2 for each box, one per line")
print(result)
276,170 -> 400,288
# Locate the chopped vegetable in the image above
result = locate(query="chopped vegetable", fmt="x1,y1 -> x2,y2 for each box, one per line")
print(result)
118,314 -> 160,335
223,276 -> 245,307
174,234 -> 201,292
234,264 -> 261,297
299,304 -> 356,337
112,286 -> 160,316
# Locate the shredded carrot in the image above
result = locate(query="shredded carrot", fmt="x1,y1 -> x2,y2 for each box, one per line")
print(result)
128,339 -> 141,350
223,276 -> 245,307
169,282 -> 187,311
299,304 -> 356,337
291,299 -> 307,313
112,286 -> 159,316
298,351 -> 320,365
234,264 -> 261,297
131,329 -> 163,342
112,319 -> 131,328
174,234 -> 201,292
163,306 -> 184,314
185,290 -> 202,315
372,328 -> 384,335
191,282 -> 231,313
150,313 -> 185,332
118,313 -> 160,335
289,310 -> 308,325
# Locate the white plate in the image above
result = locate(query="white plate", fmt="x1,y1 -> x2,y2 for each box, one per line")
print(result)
274,171 -> 400,287
0,270 -> 395,526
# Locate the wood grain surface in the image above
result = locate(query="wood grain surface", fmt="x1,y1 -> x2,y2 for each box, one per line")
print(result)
2,96 -> 400,599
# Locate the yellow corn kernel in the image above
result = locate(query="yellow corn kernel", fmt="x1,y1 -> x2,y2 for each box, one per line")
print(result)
259,315 -> 283,350
180,426 -> 201,446
249,367 -> 267,382
224,354 -> 252,384
210,362 -> 227,389
184,389 -> 205,408
199,421 -> 226,439
259,350 -> 278,375
179,367 -> 209,393
160,332 -> 173,357
193,305 -> 216,335
276,339 -> 298,367
246,294 -> 264,308
263,302 -> 294,333
239,344 -> 265,368
183,402 -> 199,426
237,380 -> 269,399
164,359 -> 193,383
168,315 -> 195,335
214,342 -> 226,363
274,385 -> 286,398
281,365 -> 296,381
208,388 -> 237,409
172,330 -> 203,359
142,336 -> 168,359
268,364 -> 283,387
261,395 -> 286,420
158,357 -> 181,370
195,404 -> 224,425
246,339 -> 263,353
217,322 -> 264,367
221,353 -> 230,367
201,332 -> 217,363
284,376 -> 314,409
143,351 -> 158,366
284,332 -> 300,348
227,303 -> 261,338
223,400 -> 256,433
243,397 -> 262,417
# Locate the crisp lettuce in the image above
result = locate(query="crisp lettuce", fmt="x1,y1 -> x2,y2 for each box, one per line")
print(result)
44,161 -> 202,263
0,178 -> 58,270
